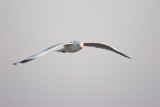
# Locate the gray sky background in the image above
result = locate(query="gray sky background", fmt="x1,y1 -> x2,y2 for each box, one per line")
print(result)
1,0 -> 160,107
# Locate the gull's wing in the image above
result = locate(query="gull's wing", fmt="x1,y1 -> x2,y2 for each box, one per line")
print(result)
13,43 -> 73,65
83,42 -> 131,59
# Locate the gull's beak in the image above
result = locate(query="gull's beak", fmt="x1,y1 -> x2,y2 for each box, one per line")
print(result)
80,43 -> 84,48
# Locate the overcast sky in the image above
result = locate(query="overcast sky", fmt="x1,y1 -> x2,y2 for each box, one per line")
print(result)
1,0 -> 160,107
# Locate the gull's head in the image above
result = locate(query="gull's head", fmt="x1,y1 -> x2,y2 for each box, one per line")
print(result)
72,40 -> 84,48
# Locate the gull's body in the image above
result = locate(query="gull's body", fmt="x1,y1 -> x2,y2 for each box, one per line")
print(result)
13,41 -> 131,65
56,41 -> 83,53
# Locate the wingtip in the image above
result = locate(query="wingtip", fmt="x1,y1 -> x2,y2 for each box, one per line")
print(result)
130,57 -> 136,60
128,56 -> 132,59
126,56 -> 135,60
13,59 -> 34,65
13,62 -> 18,65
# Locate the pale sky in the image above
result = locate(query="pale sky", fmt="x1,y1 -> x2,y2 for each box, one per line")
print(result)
0,0 -> 160,107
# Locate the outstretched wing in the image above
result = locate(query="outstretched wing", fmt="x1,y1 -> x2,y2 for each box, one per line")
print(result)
83,42 -> 131,59
13,43 -> 72,65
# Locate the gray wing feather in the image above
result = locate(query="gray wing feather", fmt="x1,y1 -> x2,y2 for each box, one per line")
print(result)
13,43 -> 72,65
83,42 -> 131,59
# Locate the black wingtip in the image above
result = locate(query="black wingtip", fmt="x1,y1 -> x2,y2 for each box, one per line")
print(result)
13,63 -> 18,65
13,59 -> 34,65
116,51 -> 132,59
20,59 -> 34,63
126,56 -> 132,59
124,55 -> 132,59
130,57 -> 136,60
124,54 -> 133,59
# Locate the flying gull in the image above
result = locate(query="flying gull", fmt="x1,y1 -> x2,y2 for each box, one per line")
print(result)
13,41 -> 131,65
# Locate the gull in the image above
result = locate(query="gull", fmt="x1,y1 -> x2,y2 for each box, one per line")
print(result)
13,40 -> 131,65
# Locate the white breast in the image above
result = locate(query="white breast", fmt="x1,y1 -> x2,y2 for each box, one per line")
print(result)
65,44 -> 82,52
